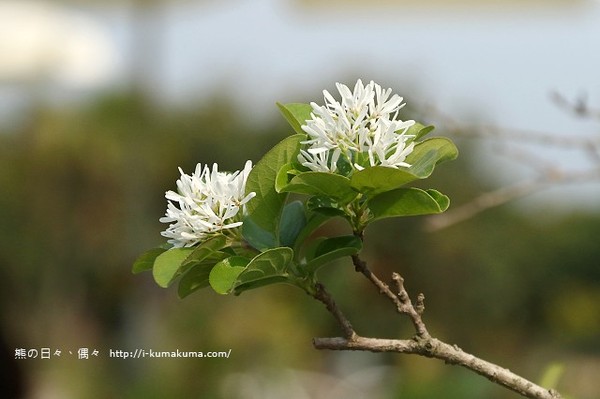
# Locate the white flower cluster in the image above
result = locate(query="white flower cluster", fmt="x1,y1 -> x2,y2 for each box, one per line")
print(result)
299,79 -> 416,173
159,161 -> 255,248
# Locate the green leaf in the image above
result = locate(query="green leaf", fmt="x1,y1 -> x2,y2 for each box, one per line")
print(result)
183,235 -> 227,266
242,217 -> 278,251
276,102 -> 313,135
279,172 -> 358,204
425,189 -> 451,211
304,236 -> 362,275
368,188 -> 450,221
152,247 -> 195,288
350,137 -> 458,195
302,236 -> 327,261
209,256 -> 250,295
178,263 -> 212,298
234,275 -> 291,294
405,137 -> 458,178
274,163 -> 297,192
351,166 -> 417,195
278,201 -> 307,247
292,211 -> 331,255
177,251 -> 230,298
233,247 -> 294,294
306,196 -> 346,217
245,134 -> 304,233
406,122 -> 435,142
132,247 -> 167,274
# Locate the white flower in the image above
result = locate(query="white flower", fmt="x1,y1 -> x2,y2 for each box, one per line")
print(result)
298,146 -> 341,173
159,160 -> 255,248
300,79 -> 415,173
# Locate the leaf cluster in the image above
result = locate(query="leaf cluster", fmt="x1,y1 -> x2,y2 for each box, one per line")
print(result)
133,102 -> 458,297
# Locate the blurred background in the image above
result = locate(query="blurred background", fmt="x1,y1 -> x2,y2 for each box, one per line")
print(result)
1,0 -> 599,398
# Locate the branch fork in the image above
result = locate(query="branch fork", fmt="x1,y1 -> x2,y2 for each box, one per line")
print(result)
311,253 -> 563,399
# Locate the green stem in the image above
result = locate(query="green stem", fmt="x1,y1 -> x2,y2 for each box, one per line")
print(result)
346,195 -> 371,235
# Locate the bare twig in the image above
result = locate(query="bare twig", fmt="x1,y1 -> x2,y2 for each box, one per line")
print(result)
313,335 -> 562,399
351,254 -> 428,338
309,95 -> 594,397
391,272 -> 430,339
418,98 -> 600,231
424,102 -> 600,149
447,124 -> 600,149
425,167 -> 600,232
311,282 -> 357,340
550,91 -> 600,120
425,178 -> 548,232
311,248 -> 564,399
491,142 -> 558,173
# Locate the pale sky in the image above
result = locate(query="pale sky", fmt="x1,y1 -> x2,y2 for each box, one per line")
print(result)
132,0 -> 600,211
1,0 -> 599,211
151,0 -> 600,130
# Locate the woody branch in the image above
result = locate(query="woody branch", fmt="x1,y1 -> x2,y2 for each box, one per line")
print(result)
311,251 -> 563,399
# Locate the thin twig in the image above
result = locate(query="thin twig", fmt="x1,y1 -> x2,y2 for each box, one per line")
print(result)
309,96 -> 588,398
491,142 -> 558,174
418,99 -> 600,230
449,125 -> 600,148
425,168 -> 600,232
351,254 -> 428,338
391,272 -> 430,339
550,91 -> 600,121
425,178 -> 549,231
313,335 -> 562,399
312,244 -> 564,399
424,102 -> 600,149
311,282 -> 357,340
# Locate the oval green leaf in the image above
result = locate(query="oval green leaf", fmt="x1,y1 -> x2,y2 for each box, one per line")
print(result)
351,137 -> 458,196
292,212 -> 331,255
351,166 -> 417,195
405,137 -> 458,178
280,172 -> 358,204
233,247 -> 293,294
242,217 -> 278,251
304,235 -> 362,275
406,122 -> 435,142
306,196 -> 346,217
209,256 -> 250,295
275,163 -> 297,192
276,102 -> 313,135
245,134 -> 304,233
177,251 -> 231,298
132,247 -> 167,274
368,188 -> 450,221
182,235 -> 227,267
278,201 -> 307,247
152,247 -> 195,288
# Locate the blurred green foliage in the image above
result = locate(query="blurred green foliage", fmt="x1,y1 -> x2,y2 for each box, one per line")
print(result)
0,92 -> 598,398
